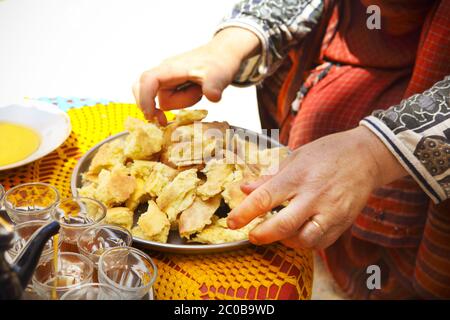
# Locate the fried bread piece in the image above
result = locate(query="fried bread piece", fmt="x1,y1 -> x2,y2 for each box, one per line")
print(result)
94,166 -> 136,207
232,134 -> 260,167
87,139 -> 126,176
174,109 -> 208,125
134,200 -> 170,243
162,121 -> 230,168
221,170 -> 246,210
179,195 -> 221,238
257,147 -> 289,175
196,159 -> 234,200
189,214 -> 270,244
105,207 -> 134,231
77,182 -> 97,200
128,160 -> 157,178
125,177 -> 150,211
144,162 -> 178,197
156,168 -> 200,226
123,117 -> 164,160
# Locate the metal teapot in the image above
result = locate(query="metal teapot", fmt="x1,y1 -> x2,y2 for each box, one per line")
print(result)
0,220 -> 60,300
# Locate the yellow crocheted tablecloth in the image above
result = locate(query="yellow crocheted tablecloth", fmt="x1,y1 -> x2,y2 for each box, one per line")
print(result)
0,102 -> 313,300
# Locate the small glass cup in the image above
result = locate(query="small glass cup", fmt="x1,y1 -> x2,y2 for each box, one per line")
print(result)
3,183 -> 60,223
6,220 -> 62,263
52,197 -> 106,253
78,225 -> 133,265
60,283 -> 123,300
98,247 -> 157,300
78,224 -> 132,282
0,184 -> 4,201
32,252 -> 94,300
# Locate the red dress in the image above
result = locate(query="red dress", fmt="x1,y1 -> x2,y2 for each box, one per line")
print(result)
258,0 -> 450,298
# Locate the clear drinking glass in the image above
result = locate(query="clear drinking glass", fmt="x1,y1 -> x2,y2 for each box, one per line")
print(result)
0,184 -> 4,201
6,220 -> 62,263
0,184 -> 13,232
52,197 -> 106,253
98,247 -> 157,300
60,283 -> 123,300
32,252 -> 94,300
78,224 -> 132,266
3,183 -> 60,223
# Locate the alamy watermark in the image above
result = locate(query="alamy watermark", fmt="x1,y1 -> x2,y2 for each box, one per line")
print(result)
366,5 -> 381,30
366,265 -> 381,290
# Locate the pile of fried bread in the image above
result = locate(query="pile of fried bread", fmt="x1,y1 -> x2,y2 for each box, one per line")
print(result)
78,109 -> 288,244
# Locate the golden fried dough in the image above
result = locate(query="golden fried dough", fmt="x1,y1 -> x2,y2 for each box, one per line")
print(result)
77,182 -> 97,199
190,214 -> 269,244
131,226 -> 147,240
135,200 -> 170,243
156,168 -> 200,226
87,139 -> 126,175
179,195 -> 221,238
125,178 -> 150,211
174,109 -> 208,125
94,166 -> 136,207
128,160 -> 157,178
124,117 -> 163,160
257,147 -> 289,175
232,135 -> 260,166
144,162 -> 178,197
221,169 -> 247,210
163,122 -> 230,168
197,159 -> 234,200
105,207 -> 134,231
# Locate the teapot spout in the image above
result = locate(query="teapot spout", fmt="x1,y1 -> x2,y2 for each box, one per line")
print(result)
12,221 -> 60,289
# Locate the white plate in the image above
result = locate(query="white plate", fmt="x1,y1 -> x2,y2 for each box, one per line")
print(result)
0,99 -> 72,171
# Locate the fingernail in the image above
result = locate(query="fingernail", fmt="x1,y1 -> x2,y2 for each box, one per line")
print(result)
249,234 -> 260,245
227,219 -> 237,230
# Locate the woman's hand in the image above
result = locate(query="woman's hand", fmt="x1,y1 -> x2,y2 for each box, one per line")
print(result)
227,126 -> 408,250
133,27 -> 260,125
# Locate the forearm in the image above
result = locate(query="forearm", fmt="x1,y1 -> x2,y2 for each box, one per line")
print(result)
209,27 -> 261,66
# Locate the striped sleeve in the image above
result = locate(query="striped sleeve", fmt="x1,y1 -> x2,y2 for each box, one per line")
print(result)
361,76 -> 450,203
215,0 -> 324,86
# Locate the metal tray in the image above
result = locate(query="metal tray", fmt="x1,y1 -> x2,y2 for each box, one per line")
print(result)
71,127 -> 283,254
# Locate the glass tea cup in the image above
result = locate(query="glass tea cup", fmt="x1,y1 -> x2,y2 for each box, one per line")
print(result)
60,283 -> 123,300
32,252 -> 94,300
77,224 -> 132,266
52,197 -> 106,253
78,224 -> 132,282
6,220 -> 62,263
3,183 -> 60,223
98,247 -> 157,300
0,184 -> 4,201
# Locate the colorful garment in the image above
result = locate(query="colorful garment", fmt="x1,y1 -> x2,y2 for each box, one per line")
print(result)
218,0 -> 450,299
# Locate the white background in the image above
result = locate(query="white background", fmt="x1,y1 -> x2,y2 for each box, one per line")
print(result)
0,0 -> 261,132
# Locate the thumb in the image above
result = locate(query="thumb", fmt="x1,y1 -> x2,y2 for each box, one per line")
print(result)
201,72 -> 230,103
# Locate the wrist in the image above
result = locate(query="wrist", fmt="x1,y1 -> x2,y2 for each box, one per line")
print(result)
210,27 -> 261,65
354,126 -> 408,188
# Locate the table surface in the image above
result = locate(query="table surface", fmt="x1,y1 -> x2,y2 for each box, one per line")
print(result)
0,0 -> 261,132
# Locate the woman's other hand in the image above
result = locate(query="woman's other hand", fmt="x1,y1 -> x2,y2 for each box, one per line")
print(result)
227,126 -> 408,250
133,27 -> 260,125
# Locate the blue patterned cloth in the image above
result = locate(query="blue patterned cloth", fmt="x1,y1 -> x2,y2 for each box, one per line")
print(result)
38,96 -> 113,112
